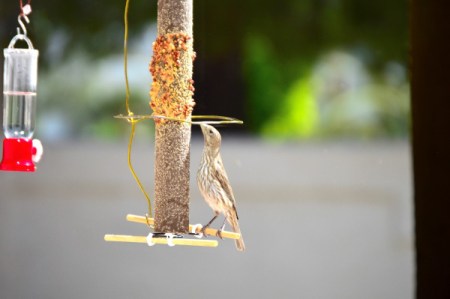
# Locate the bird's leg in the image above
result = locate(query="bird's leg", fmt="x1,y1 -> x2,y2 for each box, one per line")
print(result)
216,217 -> 227,239
201,212 -> 219,236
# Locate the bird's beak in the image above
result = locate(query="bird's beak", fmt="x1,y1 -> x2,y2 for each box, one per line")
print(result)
199,123 -> 207,135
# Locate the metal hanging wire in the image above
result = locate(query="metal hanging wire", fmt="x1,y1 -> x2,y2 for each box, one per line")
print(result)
8,0 -> 34,49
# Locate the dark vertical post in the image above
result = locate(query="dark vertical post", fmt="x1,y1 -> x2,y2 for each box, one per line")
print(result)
410,1 -> 450,297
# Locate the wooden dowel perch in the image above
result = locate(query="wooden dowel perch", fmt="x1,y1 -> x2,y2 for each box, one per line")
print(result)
104,214 -> 240,248
126,214 -> 241,240
104,234 -> 218,247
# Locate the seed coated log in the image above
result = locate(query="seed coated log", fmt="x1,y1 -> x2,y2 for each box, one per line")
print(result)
154,121 -> 191,233
153,0 -> 193,234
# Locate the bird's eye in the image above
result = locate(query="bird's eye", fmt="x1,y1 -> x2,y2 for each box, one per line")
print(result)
209,130 -> 213,134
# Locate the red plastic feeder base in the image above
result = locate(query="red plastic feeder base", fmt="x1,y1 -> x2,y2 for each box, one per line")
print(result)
0,138 -> 36,172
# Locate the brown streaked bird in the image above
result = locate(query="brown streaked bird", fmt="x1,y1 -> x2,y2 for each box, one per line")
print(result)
197,123 -> 245,251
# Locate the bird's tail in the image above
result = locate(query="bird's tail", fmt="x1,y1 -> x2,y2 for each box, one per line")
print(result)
227,211 -> 245,251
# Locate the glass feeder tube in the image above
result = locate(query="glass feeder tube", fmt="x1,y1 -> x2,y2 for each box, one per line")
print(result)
0,36 -> 42,172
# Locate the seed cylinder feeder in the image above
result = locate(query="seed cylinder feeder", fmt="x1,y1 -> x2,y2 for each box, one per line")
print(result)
104,0 -> 244,249
0,33 -> 42,172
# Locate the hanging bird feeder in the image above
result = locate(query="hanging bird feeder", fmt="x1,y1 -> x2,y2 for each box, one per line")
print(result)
104,0 -> 244,249
1,3 -> 43,172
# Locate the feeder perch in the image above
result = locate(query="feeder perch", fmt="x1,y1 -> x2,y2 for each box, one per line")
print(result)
104,214 -> 241,248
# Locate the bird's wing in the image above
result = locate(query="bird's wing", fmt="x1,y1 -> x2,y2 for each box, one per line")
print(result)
214,155 -> 239,219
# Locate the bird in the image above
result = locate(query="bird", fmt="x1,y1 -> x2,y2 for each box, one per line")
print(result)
197,123 -> 245,251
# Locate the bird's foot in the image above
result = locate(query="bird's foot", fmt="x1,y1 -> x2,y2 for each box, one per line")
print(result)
216,220 -> 226,240
200,214 -> 219,237
200,225 -> 209,237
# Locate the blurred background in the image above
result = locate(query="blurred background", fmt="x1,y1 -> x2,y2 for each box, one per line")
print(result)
0,0 -> 412,298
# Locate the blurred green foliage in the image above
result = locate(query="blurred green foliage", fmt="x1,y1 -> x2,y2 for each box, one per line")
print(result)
0,0 -> 409,140
263,76 -> 318,138
195,0 -> 409,138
